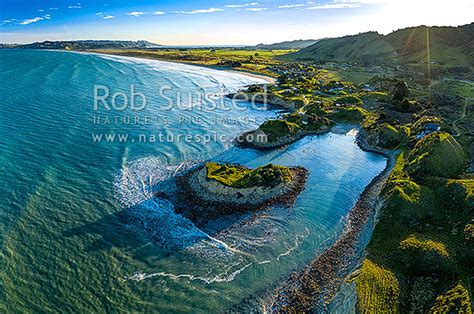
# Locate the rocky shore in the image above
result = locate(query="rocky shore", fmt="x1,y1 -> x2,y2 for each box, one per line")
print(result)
170,163 -> 308,223
268,129 -> 397,312
235,126 -> 332,150
227,91 -> 305,111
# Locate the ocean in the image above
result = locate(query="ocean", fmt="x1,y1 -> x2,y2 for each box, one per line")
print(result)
0,49 -> 387,312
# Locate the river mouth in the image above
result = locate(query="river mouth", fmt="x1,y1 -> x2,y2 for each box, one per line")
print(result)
1,50 -> 387,312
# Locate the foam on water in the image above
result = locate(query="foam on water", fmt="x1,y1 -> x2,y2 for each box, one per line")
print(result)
114,156 -> 237,252
89,52 -> 268,93
1,50 -> 390,311
114,155 -> 314,285
125,262 -> 253,284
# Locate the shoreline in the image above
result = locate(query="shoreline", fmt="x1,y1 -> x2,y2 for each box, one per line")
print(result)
75,49 -> 277,85
171,164 -> 308,225
267,128 -> 397,312
224,69 -> 276,84
73,48 -> 396,310
235,127 -> 332,150
101,46 -> 398,310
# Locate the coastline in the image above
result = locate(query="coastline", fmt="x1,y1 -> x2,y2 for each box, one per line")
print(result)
97,47 -> 398,310
235,126 -> 332,150
171,165 -> 308,225
75,49 -> 277,85
71,48 -> 396,310
224,69 -> 276,85
268,128 -> 398,312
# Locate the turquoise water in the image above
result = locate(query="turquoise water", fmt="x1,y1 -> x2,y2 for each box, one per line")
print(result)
0,50 -> 387,312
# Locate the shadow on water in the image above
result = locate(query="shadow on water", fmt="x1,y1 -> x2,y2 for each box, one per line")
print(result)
61,203 -> 170,257
62,195 -> 250,259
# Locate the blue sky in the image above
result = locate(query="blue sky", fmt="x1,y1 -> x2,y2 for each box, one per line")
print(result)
0,0 -> 472,44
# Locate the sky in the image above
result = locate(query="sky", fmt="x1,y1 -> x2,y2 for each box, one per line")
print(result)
0,0 -> 473,45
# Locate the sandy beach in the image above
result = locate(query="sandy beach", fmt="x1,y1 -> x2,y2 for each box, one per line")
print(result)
76,49 -> 277,85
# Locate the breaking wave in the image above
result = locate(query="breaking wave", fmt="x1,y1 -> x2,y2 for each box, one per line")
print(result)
125,262 -> 253,284
114,156 -> 310,286
114,156 -> 235,251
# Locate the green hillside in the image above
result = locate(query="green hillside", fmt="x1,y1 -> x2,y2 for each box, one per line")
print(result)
255,39 -> 320,50
285,32 -> 396,65
285,23 -> 474,68
386,24 -> 474,67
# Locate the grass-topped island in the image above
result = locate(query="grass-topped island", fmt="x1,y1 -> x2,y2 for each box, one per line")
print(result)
172,162 -> 308,222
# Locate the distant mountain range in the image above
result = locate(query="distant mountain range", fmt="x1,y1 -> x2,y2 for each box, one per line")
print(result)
285,23 -> 474,67
0,40 -> 160,50
255,39 -> 320,50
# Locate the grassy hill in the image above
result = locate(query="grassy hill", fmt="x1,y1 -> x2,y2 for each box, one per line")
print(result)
386,24 -> 474,68
284,32 -> 396,65
285,23 -> 474,68
255,39 -> 320,50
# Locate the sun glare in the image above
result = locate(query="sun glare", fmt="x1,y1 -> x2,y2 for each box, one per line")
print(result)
380,0 -> 473,33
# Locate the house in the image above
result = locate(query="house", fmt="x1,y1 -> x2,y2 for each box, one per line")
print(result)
416,123 -> 441,139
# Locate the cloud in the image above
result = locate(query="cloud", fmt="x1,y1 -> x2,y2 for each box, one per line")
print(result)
103,15 -> 115,19
96,12 -> 103,16
124,10 -> 164,17
306,3 -> 360,9
277,4 -> 305,8
49,7 -> 58,10
304,0 -> 385,10
126,11 -> 145,17
245,7 -> 267,11
19,17 -> 44,25
225,2 -> 260,8
37,9 -> 44,12
177,7 -> 223,14
43,14 -> 51,20
334,0 -> 388,3
68,5 -> 82,9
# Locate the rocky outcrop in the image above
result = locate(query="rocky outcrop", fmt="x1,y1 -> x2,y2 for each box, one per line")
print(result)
235,126 -> 331,150
227,91 -> 307,110
235,112 -> 334,150
173,164 -> 308,220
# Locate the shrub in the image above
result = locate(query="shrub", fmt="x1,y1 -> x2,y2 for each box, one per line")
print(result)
391,80 -> 409,101
407,277 -> 437,313
328,106 -> 368,123
302,102 -> 329,116
259,119 -> 300,141
300,114 -> 333,132
407,132 -> 466,179
411,115 -> 445,135
399,235 -> 449,257
365,123 -> 407,148
354,259 -> 400,312
398,234 -> 452,275
464,224 -> 474,241
430,283 -> 472,313
205,162 -> 293,188
384,180 -> 435,224
393,98 -> 421,113
444,179 -> 474,211
334,95 -> 363,106
360,91 -> 391,103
